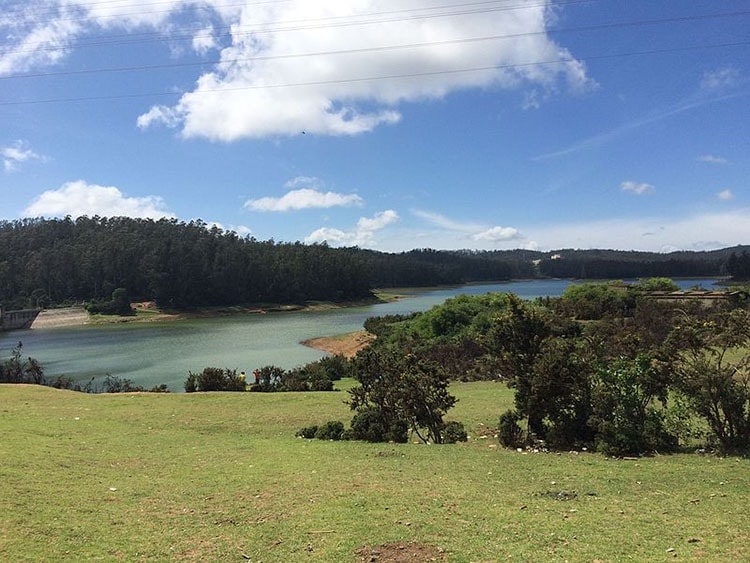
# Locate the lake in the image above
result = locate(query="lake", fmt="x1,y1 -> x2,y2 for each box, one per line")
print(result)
0,278 -> 719,391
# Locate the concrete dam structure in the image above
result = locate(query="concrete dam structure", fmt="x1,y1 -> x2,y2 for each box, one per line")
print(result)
0,308 -> 41,332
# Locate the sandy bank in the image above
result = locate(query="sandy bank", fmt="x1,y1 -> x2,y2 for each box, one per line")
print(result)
32,308 -> 89,329
302,330 -> 375,358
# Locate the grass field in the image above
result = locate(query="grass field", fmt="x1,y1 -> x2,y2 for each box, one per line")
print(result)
1,381 -> 748,561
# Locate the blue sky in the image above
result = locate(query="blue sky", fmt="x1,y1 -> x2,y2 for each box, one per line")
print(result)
1,0 -> 748,252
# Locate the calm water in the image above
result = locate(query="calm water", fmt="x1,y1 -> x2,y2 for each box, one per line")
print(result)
0,278 -> 718,391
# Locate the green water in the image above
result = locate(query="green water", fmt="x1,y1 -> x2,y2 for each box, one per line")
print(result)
0,279 -> 718,391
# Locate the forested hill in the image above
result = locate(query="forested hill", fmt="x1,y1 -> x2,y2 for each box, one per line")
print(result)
0,217 -> 745,309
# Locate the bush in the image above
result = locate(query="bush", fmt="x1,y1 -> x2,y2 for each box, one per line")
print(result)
184,367 -> 246,392
307,369 -> 334,391
314,420 -> 345,441
441,421 -> 468,444
103,374 -> 144,393
349,349 -> 456,443
0,342 -> 45,385
85,288 -> 134,316
317,354 -> 351,381
350,406 -> 408,443
296,426 -> 319,439
589,357 -> 676,456
498,410 -> 524,448
251,365 -> 286,392
279,368 -> 309,392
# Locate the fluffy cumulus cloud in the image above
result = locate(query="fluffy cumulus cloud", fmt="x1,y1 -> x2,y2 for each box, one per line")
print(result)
306,210 -> 398,247
245,177 -> 364,212
126,0 -> 591,140
23,180 -> 175,219
620,181 -> 654,195
472,226 -> 521,242
4,2 -> 592,139
2,140 -> 43,172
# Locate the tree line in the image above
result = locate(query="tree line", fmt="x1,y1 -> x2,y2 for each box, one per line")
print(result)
1,216 -> 745,310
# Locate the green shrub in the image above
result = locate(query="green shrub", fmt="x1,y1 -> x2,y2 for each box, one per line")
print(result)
498,410 -> 524,448
308,370 -> 334,391
295,426 -> 319,439
317,354 -> 350,380
184,372 -> 197,393
103,374 -> 144,393
314,420 -> 345,441
0,342 -> 45,385
185,367 -> 246,392
279,368 -> 309,392
85,288 -> 134,316
350,406 -> 408,443
252,365 -> 286,392
442,421 -> 468,444
589,357 -> 676,456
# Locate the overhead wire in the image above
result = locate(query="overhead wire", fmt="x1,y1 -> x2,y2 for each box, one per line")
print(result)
1,0 -> 747,106
1,40 -> 747,106
1,9 -> 748,81
2,0 -> 594,55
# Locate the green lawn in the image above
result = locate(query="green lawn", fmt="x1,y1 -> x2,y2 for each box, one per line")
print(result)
1,381 -> 748,561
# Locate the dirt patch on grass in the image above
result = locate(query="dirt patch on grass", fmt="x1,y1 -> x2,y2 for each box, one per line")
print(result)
302,330 -> 375,358
355,541 -> 446,562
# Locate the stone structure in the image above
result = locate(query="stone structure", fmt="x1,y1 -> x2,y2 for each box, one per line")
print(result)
0,308 -> 41,331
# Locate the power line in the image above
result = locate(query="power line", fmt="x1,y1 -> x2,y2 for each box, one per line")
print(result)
3,9 -> 748,80
2,0 -> 594,56
1,40 -> 747,107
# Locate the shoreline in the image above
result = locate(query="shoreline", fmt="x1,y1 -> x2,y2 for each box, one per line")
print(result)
29,292 -> 403,331
301,330 -> 375,358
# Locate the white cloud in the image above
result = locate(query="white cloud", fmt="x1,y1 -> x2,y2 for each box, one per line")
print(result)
5,2 -> 592,140
23,180 -> 175,219
521,210 -> 750,252
698,154 -> 728,164
245,187 -> 363,212
412,209 -> 474,232
134,1 -> 592,140
306,210 -> 398,247
2,140 -> 43,172
192,26 -> 219,55
205,221 -> 253,237
522,90 -> 541,110
472,226 -> 521,242
136,105 -> 182,129
1,1 -> 242,75
413,209 -> 522,245
701,66 -> 739,91
620,181 -> 654,195
716,189 -> 734,201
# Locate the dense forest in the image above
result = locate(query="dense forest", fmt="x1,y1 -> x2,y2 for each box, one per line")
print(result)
0,216 -> 747,309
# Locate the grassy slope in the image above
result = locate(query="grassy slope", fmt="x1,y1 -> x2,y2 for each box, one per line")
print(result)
1,382 -> 748,562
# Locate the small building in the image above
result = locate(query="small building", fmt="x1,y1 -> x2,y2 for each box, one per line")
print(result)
643,289 -> 748,305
